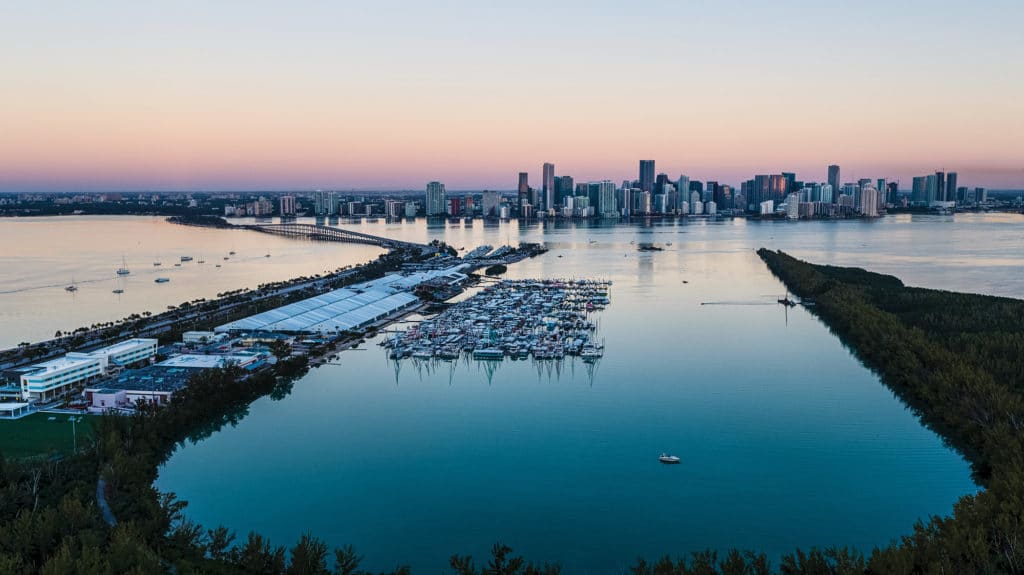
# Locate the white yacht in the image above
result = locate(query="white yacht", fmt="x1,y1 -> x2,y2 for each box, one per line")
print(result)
659,453 -> 681,464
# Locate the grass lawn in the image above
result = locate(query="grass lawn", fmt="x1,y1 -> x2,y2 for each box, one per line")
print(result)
0,412 -> 96,459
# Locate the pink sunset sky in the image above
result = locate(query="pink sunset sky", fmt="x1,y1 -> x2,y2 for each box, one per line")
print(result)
2,1 -> 1022,191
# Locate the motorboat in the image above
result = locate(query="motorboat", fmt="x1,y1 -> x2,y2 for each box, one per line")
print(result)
154,277 -> 170,283
64,284 -> 77,292
659,453 -> 681,464
112,288 -> 124,294
472,348 -> 504,360
180,256 -> 193,262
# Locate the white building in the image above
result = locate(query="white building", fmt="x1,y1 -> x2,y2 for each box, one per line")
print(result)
87,338 -> 158,371
705,200 -> 717,216
759,200 -> 775,215
425,181 -> 446,216
20,354 -> 104,401
786,193 -> 800,219
18,338 -> 157,401
859,186 -> 879,217
182,331 -> 228,344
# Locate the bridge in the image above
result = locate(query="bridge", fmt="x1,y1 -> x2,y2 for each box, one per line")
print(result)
242,223 -> 428,250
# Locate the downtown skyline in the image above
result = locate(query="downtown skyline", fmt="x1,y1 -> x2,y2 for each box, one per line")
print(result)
2,0 -> 1023,192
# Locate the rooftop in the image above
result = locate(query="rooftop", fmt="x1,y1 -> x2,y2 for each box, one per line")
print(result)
85,338 -> 158,356
156,354 -> 258,369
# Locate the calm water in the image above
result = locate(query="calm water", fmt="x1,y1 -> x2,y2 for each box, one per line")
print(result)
5,213 -> 1023,572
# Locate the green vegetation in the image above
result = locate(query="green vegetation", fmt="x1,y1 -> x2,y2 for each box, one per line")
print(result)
0,413 -> 95,459
757,248 -> 1024,573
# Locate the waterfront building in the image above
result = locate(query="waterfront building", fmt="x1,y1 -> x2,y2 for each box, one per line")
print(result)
945,172 -> 958,203
769,175 -> 787,203
935,171 -> 946,202
279,195 -> 296,216
912,176 -> 928,204
785,193 -> 800,219
19,355 -> 103,402
925,174 -> 939,204
859,186 -> 879,217
517,172 -> 529,215
597,180 -> 616,217
621,188 -> 633,217
16,338 -> 156,401
554,176 -> 574,207
827,164 -> 841,198
690,191 -> 702,215
704,181 -> 718,203
542,163 -> 555,212
759,200 -> 774,215
482,191 -> 500,217
679,200 -> 689,215
86,338 -> 158,371
639,160 -> 655,193
425,181 -> 446,216
976,187 -> 987,202
404,202 -> 418,218
676,175 -> 690,211
705,200 -> 717,216
314,190 -> 325,215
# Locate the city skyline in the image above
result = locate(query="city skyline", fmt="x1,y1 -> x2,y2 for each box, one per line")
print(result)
2,1 -> 1023,192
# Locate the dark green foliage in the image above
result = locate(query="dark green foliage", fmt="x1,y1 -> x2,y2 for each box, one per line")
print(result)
758,248 -> 1024,573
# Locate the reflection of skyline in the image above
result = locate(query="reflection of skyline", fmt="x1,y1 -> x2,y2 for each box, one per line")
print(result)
3,3 -> 1023,191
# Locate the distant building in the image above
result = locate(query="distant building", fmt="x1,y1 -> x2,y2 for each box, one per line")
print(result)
705,200 -> 717,216
542,163 -> 555,212
18,338 -> 157,402
279,195 -> 296,216
859,186 -> 879,217
639,160 -> 655,193
759,200 -> 774,215
425,181 -> 446,216
785,193 -> 800,219
827,165 -> 841,199
690,191 -> 702,215
481,191 -> 500,217
517,172 -> 529,215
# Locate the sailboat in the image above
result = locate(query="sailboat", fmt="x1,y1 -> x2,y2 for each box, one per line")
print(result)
116,255 -> 130,276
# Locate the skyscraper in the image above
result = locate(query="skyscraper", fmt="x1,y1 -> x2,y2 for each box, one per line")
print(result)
597,180 -> 616,217
827,165 -> 841,201
935,171 -> 946,202
912,176 -> 928,204
945,172 -> 958,203
676,175 -> 690,211
542,163 -> 555,212
517,172 -> 529,214
639,160 -> 655,193
425,181 -> 446,216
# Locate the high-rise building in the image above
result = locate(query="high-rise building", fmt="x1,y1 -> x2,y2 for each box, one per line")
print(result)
785,193 -> 800,219
690,191 -> 702,215
782,172 -> 797,194
704,181 -> 718,203
517,172 -> 529,215
597,180 -> 616,217
859,185 -> 879,217
935,171 -> 946,202
676,175 -> 690,211
279,195 -> 296,216
769,175 -> 787,202
482,191 -> 500,217
827,165 -> 841,199
886,182 -> 899,205
425,181 -> 446,216
326,192 -> 337,215
313,190 -> 326,215
945,172 -> 958,203
555,176 -> 574,206
542,163 -> 555,212
925,174 -> 938,204
912,176 -> 928,204
639,160 -> 655,193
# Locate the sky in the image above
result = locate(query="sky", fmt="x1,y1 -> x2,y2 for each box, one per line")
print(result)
1,0 -> 1022,191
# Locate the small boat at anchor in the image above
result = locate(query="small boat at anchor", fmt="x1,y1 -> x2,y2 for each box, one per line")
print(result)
659,453 -> 681,464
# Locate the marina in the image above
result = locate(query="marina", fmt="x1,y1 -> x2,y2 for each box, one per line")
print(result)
383,278 -> 611,362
